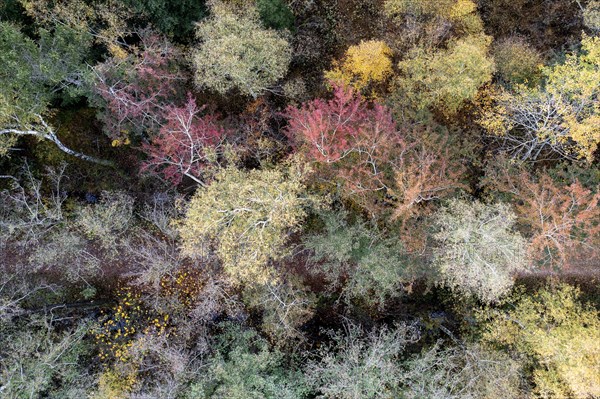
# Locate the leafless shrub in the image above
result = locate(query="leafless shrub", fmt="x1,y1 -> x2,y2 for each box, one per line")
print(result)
0,162 -> 67,247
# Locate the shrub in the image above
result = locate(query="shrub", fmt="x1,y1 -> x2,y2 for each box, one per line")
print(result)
76,191 -> 134,250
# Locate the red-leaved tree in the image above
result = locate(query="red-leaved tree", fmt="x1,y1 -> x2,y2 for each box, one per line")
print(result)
285,85 -> 400,198
141,95 -> 229,186
285,85 -> 466,220
92,29 -> 186,142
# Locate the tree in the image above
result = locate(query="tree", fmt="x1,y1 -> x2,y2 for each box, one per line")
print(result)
243,276 -> 316,345
0,22 -> 111,164
324,40 -> 394,95
305,323 -> 420,399
192,5 -> 291,98
383,0 -> 480,27
284,85 -> 399,199
432,199 -> 528,303
0,163 -> 66,246
178,162 -> 313,285
393,34 -> 494,118
303,210 -> 415,308
189,323 -> 307,399
256,0 -> 295,31
91,29 -> 186,142
123,0 -> 207,40
18,0 -> 134,48
492,36 -> 543,85
482,284 -> 600,398
383,0 -> 484,48
480,35 -> 600,162
141,95 -> 230,186
285,86 -> 466,217
0,319 -> 94,398
284,84 -> 405,214
401,342 -> 523,399
483,162 -> 600,268
583,0 -> 600,31
389,129 -> 467,222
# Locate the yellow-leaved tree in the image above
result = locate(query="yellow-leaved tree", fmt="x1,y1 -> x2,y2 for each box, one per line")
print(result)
383,0 -> 484,37
482,283 -> 600,398
480,35 -> 600,162
325,40 -> 394,96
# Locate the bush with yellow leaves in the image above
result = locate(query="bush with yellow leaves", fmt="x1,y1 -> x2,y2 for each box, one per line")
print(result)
94,287 -> 170,364
383,0 -> 484,39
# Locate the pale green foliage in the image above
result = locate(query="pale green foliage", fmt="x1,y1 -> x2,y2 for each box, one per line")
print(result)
192,4 -> 291,98
432,199 -> 528,303
304,210 -> 413,308
244,277 -> 316,345
394,34 -> 494,117
179,163 -> 312,285
305,323 -> 420,399
18,0 -> 132,48
189,323 -> 307,399
76,191 -> 134,250
0,318 -> 93,399
401,342 -> 522,399
583,0 -> 600,31
482,284 -> 600,398
493,36 -> 543,85
29,231 -> 101,282
0,21 -> 91,126
0,163 -> 66,245
0,22 -> 103,163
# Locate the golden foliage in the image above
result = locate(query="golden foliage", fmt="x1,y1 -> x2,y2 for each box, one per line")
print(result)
482,284 -> 600,398
383,0 -> 483,35
481,35 -> 600,161
325,40 -> 393,95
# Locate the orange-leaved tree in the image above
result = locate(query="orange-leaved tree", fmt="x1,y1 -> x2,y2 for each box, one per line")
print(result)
484,162 -> 600,268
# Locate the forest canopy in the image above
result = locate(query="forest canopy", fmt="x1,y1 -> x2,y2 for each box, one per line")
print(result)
1,0 -> 599,398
